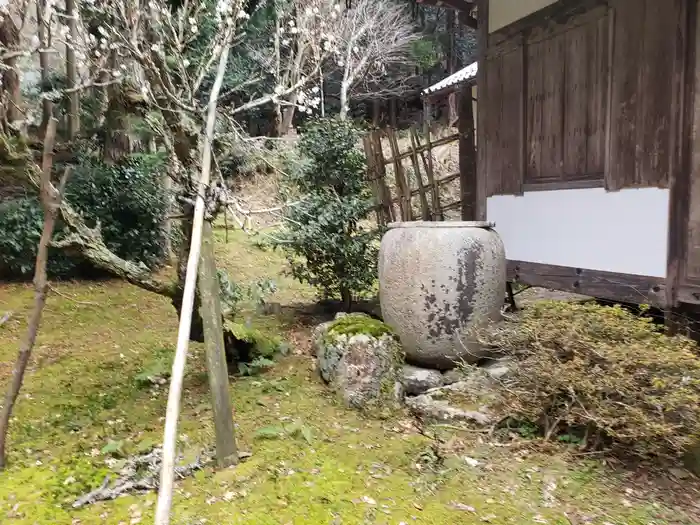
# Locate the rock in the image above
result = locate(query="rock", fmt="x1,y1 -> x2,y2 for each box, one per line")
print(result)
683,443 -> 700,478
405,394 -> 492,425
401,365 -> 444,396
442,368 -> 464,386
441,358 -> 513,385
480,358 -> 513,380
406,369 -> 506,426
314,313 -> 403,411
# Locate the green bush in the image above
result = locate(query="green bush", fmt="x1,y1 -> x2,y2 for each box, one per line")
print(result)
0,198 -> 80,278
272,118 -> 380,308
481,301 -> 700,460
0,151 -> 169,279
65,151 -> 169,268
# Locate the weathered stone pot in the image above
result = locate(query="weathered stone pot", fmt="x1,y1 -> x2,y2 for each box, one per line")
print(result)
378,221 -> 506,370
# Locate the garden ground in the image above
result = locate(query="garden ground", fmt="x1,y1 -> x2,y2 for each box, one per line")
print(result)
1,229 -> 699,524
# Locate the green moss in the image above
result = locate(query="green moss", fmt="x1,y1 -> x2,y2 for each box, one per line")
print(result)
326,313 -> 394,340
0,234 -> 694,525
224,320 -> 284,359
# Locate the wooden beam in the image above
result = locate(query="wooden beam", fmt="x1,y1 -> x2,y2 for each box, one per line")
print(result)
507,260 -> 667,308
417,0 -> 474,13
198,221 -> 238,468
475,0 -> 488,221
667,0 -> 697,331
458,82 -> 477,220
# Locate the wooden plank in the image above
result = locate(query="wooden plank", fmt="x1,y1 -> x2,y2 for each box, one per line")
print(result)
507,260 -> 667,308
563,22 -> 589,178
476,0 -> 489,221
489,0 -> 607,48
586,11 -> 609,174
198,222 -> 238,468
484,53 -> 503,196
526,37 -> 544,182
408,127 -> 431,220
483,41 -> 524,196
540,33 -> 565,180
501,45 -> 525,193
458,82 -> 478,220
677,0 -> 698,301
607,0 -> 645,190
637,0 -> 678,188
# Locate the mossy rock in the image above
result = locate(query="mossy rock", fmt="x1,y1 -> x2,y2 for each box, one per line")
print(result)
326,313 -> 394,340
314,313 -> 404,415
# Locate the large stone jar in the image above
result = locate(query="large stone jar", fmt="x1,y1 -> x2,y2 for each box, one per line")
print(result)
378,221 -> 506,370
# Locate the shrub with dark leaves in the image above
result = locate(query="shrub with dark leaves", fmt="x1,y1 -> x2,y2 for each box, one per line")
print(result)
480,301 -> 700,460
272,118 -> 379,308
0,151 -> 169,279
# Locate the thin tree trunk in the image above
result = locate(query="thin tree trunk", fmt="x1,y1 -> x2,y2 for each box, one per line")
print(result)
154,44 -> 232,525
280,106 -> 296,135
339,83 -> 349,120
198,221 -> 237,467
271,102 -> 283,137
37,0 -> 54,132
0,15 -> 22,126
0,119 -> 65,470
65,0 -> 80,139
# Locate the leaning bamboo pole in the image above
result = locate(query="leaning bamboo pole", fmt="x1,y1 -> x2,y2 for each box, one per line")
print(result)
154,45 -> 231,525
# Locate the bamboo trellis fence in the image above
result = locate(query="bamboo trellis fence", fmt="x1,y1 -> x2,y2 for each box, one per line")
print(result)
362,126 -> 462,226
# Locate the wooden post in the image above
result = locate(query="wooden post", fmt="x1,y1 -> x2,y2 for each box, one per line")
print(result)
362,135 -> 385,227
421,122 -> 442,220
155,45 -> 232,525
372,131 -> 397,222
198,221 -> 238,467
459,82 -> 477,220
475,0 -> 489,221
386,129 -> 413,221
409,128 -> 431,220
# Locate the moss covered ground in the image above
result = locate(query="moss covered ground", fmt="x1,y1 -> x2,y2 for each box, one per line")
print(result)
1,229 -> 699,524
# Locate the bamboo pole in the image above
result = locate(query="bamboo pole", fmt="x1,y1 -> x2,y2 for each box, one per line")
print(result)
154,45 -> 231,525
408,127 -> 430,220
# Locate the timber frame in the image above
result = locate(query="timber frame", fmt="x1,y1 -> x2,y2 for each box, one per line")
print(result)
462,0 -> 700,325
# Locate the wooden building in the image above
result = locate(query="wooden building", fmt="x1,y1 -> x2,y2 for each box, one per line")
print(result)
435,0 -> 700,319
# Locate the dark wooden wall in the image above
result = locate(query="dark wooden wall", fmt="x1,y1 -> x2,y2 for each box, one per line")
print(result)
479,0 -> 688,196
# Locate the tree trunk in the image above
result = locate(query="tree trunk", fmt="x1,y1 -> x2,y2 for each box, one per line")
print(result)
198,221 -> 237,468
65,0 -> 80,139
37,0 -> 54,132
103,63 -> 132,164
280,106 -> 296,135
0,15 -> 22,126
340,286 -> 353,312
339,84 -> 349,120
270,103 -> 283,137
0,120 -> 63,470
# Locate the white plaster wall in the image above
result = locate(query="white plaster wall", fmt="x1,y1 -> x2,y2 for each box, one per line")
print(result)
487,187 -> 669,277
489,0 -> 557,32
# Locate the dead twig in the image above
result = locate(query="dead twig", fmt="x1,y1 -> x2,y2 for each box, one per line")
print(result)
48,286 -> 99,306
0,312 -> 13,328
